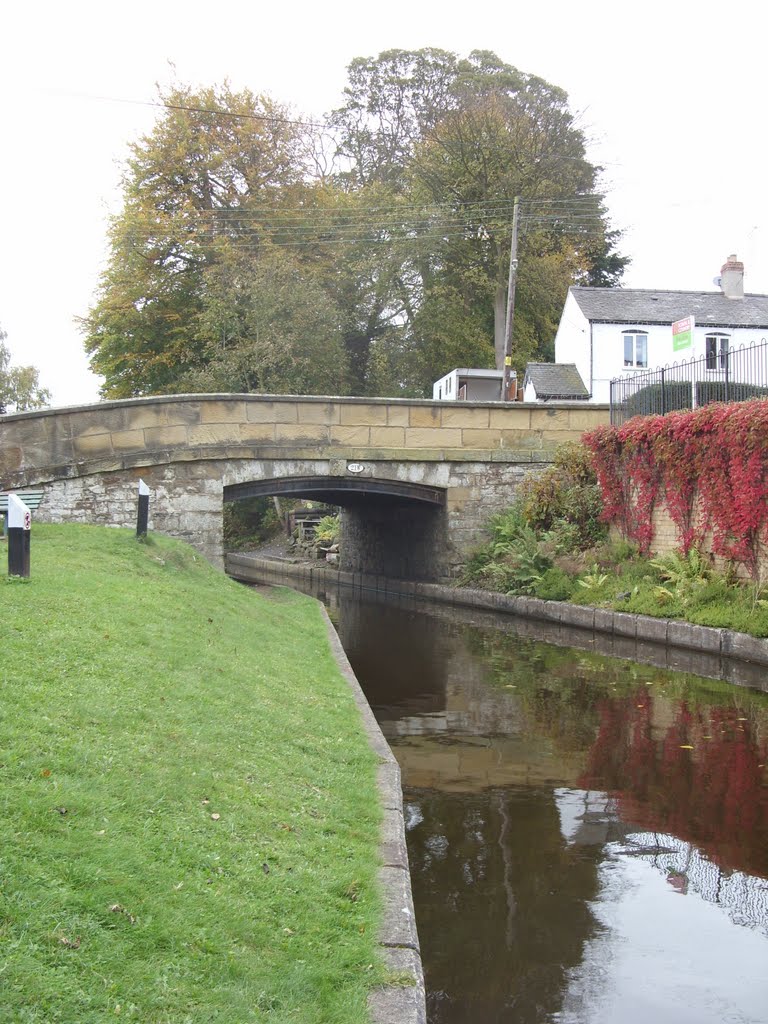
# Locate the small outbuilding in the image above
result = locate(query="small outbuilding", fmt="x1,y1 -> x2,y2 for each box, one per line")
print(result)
523,362 -> 590,402
432,367 -> 513,401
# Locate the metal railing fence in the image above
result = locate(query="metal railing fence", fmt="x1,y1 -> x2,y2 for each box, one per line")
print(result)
609,338 -> 768,426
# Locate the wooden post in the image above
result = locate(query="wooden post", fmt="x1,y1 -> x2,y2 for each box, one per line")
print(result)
136,479 -> 150,538
8,494 -> 31,577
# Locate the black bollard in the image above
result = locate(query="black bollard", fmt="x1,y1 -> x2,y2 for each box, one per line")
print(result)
7,494 -> 31,577
136,479 -> 150,538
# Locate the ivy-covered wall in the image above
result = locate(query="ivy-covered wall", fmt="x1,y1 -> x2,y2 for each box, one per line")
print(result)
584,399 -> 768,580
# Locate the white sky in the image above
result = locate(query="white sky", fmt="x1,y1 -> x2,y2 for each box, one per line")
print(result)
2,0 -> 766,407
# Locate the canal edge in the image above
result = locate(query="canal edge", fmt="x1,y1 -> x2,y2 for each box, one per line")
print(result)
318,604 -> 428,1024
227,554 -> 768,689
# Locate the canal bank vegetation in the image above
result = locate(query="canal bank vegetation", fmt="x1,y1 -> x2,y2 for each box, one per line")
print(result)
461,436 -> 768,638
2,524 -> 384,1023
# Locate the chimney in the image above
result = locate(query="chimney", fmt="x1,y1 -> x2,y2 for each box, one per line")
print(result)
720,253 -> 744,299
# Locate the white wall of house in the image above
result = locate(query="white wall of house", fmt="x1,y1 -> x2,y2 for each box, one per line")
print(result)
553,292 -> 592,396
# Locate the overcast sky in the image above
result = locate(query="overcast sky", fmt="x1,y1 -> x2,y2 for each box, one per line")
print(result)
2,0 -> 766,407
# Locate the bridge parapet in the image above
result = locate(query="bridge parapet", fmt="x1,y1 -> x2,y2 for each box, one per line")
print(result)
1,394 -> 608,488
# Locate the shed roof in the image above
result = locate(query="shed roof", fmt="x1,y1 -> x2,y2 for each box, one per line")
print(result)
570,287 -> 768,329
524,362 -> 589,399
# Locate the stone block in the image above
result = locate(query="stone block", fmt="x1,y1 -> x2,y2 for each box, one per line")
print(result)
408,406 -> 442,428
275,423 -> 330,445
566,408 -> 610,431
330,425 -> 371,446
612,612 -> 637,638
339,403 -> 389,426
562,604 -> 596,630
111,429 -> 147,451
722,631 -> 768,665
200,399 -> 247,423
238,422 -> 276,444
489,407 -> 531,429
124,405 -> 173,430
406,428 -> 462,448
369,426 -> 407,447
386,405 -> 410,427
461,428 -> 504,448
245,401 -> 298,423
593,608 -> 615,635
499,429 -> 544,449
668,621 -> 722,654
378,865 -> 419,951
440,406 -> 490,428
635,616 -> 669,644
187,423 -> 241,446
297,401 -> 339,425
530,407 -> 571,429
72,432 -> 113,457
143,425 -> 190,449
0,446 -> 23,473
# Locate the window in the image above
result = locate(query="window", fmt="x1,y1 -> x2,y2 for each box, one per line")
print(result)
623,331 -> 648,368
705,334 -> 730,370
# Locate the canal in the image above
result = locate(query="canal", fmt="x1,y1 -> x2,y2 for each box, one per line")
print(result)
291,580 -> 768,1022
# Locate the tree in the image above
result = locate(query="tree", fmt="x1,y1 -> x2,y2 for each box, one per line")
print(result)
83,84 -> 320,398
84,57 -> 627,401
331,49 -> 628,379
0,328 -> 51,413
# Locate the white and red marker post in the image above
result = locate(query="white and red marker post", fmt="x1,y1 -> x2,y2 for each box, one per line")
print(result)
7,493 -> 31,577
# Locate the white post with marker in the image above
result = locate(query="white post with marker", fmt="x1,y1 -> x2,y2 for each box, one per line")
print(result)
8,493 -> 31,577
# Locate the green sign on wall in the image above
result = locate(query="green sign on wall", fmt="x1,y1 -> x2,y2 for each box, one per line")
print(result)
672,316 -> 694,352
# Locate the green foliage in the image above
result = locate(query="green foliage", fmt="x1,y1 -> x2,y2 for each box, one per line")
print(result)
314,514 -> 341,545
517,442 -> 607,551
2,524 -> 384,1022
84,55 -> 625,400
532,566 -> 576,601
0,328 -> 50,413
223,496 -> 282,551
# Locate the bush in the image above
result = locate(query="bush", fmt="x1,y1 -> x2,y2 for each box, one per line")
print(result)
533,567 -> 576,601
517,442 -> 606,551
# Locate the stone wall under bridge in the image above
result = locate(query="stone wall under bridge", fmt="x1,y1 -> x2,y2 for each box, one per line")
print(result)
0,394 -> 609,579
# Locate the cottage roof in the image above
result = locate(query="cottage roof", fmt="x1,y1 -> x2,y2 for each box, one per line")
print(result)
570,287 -> 768,329
524,362 -> 589,399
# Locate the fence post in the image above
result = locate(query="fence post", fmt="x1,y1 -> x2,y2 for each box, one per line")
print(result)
660,367 -> 666,415
725,349 -> 730,402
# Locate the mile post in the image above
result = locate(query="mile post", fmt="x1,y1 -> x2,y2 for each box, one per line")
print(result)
136,479 -> 150,538
7,493 -> 31,577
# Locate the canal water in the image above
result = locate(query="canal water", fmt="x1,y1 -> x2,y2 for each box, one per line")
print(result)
290,580 -> 768,1022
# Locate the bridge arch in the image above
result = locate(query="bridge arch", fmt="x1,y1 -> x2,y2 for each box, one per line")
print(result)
225,476 -> 447,579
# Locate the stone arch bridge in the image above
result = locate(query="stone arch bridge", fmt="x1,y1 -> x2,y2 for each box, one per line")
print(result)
0,395 -> 608,580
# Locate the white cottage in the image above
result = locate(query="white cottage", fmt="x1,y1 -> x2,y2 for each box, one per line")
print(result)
554,256 -> 768,403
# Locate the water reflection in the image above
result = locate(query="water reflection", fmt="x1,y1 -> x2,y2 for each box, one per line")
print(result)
281,581 -> 768,1022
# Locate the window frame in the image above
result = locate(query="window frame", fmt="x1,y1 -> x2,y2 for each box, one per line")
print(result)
705,333 -> 730,371
622,329 -> 649,369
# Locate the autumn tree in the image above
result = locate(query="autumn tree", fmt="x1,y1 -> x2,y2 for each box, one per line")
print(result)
83,84 -> 349,398
0,327 -> 51,413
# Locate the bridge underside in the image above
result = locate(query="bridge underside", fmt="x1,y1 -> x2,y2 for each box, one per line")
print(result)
225,476 -> 448,580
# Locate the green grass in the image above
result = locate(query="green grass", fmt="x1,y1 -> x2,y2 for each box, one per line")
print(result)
0,525 -> 383,1023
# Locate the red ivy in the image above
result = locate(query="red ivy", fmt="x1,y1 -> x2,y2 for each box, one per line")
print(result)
583,399 -> 768,574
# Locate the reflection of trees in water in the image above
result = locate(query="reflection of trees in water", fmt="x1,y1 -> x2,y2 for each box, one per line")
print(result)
405,787 -> 604,1024
580,697 -> 768,879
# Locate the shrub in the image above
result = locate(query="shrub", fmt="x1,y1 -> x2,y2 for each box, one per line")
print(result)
533,567 -> 576,601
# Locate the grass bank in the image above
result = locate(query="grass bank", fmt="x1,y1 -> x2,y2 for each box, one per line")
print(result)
1,524 -> 383,1023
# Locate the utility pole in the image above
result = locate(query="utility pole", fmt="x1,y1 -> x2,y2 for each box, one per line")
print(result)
502,196 -> 521,402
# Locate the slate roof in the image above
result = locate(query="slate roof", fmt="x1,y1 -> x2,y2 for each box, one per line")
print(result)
524,362 -> 589,399
570,287 -> 768,328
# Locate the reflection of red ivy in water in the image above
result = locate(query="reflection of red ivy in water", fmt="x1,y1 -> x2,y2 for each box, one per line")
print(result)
579,691 -> 768,878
